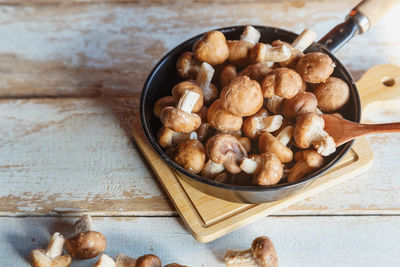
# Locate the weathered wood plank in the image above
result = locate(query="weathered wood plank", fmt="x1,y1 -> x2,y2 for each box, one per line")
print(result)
0,1 -> 399,96
1,97 -> 400,216
1,216 -> 400,266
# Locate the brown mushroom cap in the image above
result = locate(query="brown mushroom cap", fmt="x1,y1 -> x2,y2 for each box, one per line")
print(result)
193,31 -> 229,65
251,236 -> 278,267
174,140 -> 206,174
282,92 -> 318,118
220,76 -> 264,117
293,113 -> 324,149
296,52 -> 335,83
171,81 -> 204,113
313,77 -> 350,112
66,231 -> 106,259
258,132 -> 293,163
153,96 -> 175,118
206,133 -> 248,174
240,63 -> 272,83
164,264 -> 188,267
220,64 -> 238,88
207,99 -> 243,131
261,67 -> 302,99
160,106 -> 201,133
288,150 -> 324,183
227,40 -> 253,66
176,51 -> 201,79
135,254 -> 162,267
272,40 -> 304,69
253,152 -> 283,186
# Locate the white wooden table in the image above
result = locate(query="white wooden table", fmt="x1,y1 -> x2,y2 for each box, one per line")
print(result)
1,0 -> 400,266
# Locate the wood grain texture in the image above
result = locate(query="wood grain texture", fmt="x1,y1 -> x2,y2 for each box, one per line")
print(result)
1,216 -> 400,266
0,1 -> 400,97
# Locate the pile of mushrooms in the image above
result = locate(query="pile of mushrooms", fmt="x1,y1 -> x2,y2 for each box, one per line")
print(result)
154,26 -> 350,186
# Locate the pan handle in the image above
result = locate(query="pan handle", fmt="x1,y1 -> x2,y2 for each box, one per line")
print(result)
318,0 -> 400,53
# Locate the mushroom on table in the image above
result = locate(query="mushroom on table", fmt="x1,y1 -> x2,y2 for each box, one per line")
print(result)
30,232 -> 71,267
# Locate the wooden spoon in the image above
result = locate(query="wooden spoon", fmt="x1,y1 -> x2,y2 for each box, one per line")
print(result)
322,114 -> 400,147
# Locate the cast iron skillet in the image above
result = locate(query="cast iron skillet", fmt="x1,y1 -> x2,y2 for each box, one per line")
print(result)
140,2 -> 391,203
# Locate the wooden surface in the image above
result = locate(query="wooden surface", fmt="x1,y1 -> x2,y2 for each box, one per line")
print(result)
1,0 -> 400,265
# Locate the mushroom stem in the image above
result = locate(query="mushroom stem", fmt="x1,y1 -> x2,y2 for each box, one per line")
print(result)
291,29 -> 317,52
176,90 -> 200,114
225,249 -> 258,267
259,115 -> 283,132
276,126 -> 294,146
46,232 -> 65,259
263,44 -> 291,62
116,253 -> 137,266
240,158 -> 259,174
74,214 -> 93,234
240,25 -> 260,45
201,159 -> 225,178
196,62 -> 215,100
312,132 -> 336,156
94,254 -> 116,267
266,95 -> 284,114
315,107 -> 323,114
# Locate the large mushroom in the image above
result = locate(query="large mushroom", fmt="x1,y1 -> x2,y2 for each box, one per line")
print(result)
157,127 -> 197,149
207,99 -> 243,132
296,52 -> 335,83
313,77 -> 350,112
261,67 -> 303,99
240,152 -> 283,186
206,133 -> 248,174
220,76 -> 264,117
66,214 -> 106,259
171,81 -> 203,113
242,108 -> 283,139
294,113 -> 336,156
195,62 -> 219,104
225,236 -> 278,267
282,92 -> 318,118
160,90 -> 202,133
174,139 -> 206,174
288,150 -> 324,183
227,25 -> 261,66
258,126 -> 294,163
30,232 -> 72,267
176,51 -> 201,79
193,30 -> 229,65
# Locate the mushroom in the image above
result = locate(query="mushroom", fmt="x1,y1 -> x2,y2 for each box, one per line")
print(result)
227,25 -> 260,66
225,236 -> 278,267
195,62 -> 219,104
153,96 -> 175,118
282,92 -> 318,118
238,136 -> 252,153
258,126 -> 294,163
266,95 -> 284,115
220,64 -> 238,88
160,90 -> 202,133
242,108 -> 283,139
288,150 -> 324,183
176,51 -> 201,79
201,159 -> 225,178
157,127 -> 197,149
296,52 -> 335,83
171,81 -> 203,113
240,152 -> 283,186
207,99 -> 243,132
30,232 -> 72,267
206,133 -> 247,174
261,67 -> 303,99
250,42 -> 291,64
220,76 -> 264,117
94,255 -> 116,267
174,140 -> 206,174
239,63 -> 272,83
294,113 -> 336,156
193,30 -> 229,65
164,264 -> 187,267
313,77 -> 350,112
134,254 -> 162,267
66,215 -> 106,259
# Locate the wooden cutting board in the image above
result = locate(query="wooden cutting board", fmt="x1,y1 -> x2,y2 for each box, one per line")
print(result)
132,64 -> 400,243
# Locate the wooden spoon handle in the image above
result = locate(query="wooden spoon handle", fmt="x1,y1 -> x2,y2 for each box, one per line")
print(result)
358,122 -> 400,135
353,0 -> 400,29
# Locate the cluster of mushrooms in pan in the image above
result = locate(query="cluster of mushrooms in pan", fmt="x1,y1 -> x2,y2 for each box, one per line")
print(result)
154,26 -> 350,186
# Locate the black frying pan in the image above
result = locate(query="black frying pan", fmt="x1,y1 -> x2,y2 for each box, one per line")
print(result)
140,1 -> 398,203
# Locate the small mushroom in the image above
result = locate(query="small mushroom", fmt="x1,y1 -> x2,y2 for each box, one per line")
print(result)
220,64 -> 238,88
225,236 -> 278,267
164,264 -> 187,267
171,81 -> 203,113
294,113 -> 336,156
258,126 -> 294,163
266,95 -> 284,115
250,42 -> 291,64
153,96 -> 175,118
261,67 -> 303,99
296,52 -> 335,83
157,127 -> 197,149
240,152 -> 283,186
193,30 -> 229,65
66,215 -> 106,259
220,76 -> 264,117
227,25 -> 260,66
313,77 -> 350,112
134,254 -> 162,267
160,90 -> 202,133
282,92 -> 318,118
174,140 -> 206,174
243,108 -> 283,139
176,51 -> 201,79
288,150 -> 324,183
206,133 -> 248,174
240,63 -> 272,83
207,99 -> 243,131
195,62 -> 219,104
201,159 -> 225,178
94,255 -> 116,267
30,232 -> 72,267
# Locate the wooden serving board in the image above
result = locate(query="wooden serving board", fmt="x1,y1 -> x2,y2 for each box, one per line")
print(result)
132,64 -> 400,243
